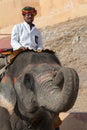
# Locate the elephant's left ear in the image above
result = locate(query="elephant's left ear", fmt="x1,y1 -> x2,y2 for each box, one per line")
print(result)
0,82 -> 16,115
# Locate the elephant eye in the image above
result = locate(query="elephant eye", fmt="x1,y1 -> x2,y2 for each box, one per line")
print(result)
23,73 -> 35,91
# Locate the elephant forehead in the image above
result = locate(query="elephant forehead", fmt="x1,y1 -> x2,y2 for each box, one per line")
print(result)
35,71 -> 53,84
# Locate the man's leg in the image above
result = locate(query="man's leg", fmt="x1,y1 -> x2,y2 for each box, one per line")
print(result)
0,58 -> 6,81
55,127 -> 60,130
0,58 -> 5,68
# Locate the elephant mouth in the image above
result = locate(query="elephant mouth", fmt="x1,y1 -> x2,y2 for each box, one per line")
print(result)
26,105 -> 39,113
19,100 -> 39,116
16,100 -> 40,121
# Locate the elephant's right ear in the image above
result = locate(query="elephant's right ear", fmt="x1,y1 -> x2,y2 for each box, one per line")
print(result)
23,73 -> 35,91
0,81 -> 16,115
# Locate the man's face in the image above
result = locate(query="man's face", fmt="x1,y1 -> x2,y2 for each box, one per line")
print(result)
23,13 -> 35,24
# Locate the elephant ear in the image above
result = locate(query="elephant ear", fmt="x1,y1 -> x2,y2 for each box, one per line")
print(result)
0,77 -> 16,115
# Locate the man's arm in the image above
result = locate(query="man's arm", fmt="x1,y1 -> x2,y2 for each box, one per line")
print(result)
11,25 -> 22,50
37,31 -> 43,50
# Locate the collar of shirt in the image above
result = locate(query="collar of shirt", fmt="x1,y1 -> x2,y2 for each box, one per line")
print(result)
23,22 -> 35,33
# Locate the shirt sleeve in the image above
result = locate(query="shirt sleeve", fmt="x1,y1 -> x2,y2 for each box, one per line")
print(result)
36,30 -> 43,50
11,25 -> 22,50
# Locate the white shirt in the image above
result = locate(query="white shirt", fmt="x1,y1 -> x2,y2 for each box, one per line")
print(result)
11,22 -> 43,50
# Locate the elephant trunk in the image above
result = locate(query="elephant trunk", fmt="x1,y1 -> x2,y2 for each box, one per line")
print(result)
37,67 -> 79,113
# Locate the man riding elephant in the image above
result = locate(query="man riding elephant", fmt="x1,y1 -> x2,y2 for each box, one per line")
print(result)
0,6 -> 43,79
11,6 -> 43,51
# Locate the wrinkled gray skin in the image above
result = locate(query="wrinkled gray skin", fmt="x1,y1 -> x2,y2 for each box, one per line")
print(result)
0,50 -> 79,130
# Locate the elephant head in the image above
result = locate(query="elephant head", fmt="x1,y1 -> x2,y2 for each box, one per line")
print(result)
13,62 -> 79,114
13,63 -> 79,115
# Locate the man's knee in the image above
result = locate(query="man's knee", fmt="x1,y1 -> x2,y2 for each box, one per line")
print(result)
0,58 -> 5,68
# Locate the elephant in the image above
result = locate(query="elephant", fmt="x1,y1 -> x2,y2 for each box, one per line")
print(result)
0,49 -> 79,130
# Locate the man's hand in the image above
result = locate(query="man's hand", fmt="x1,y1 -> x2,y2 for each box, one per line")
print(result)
19,47 -> 26,50
37,49 -> 42,52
